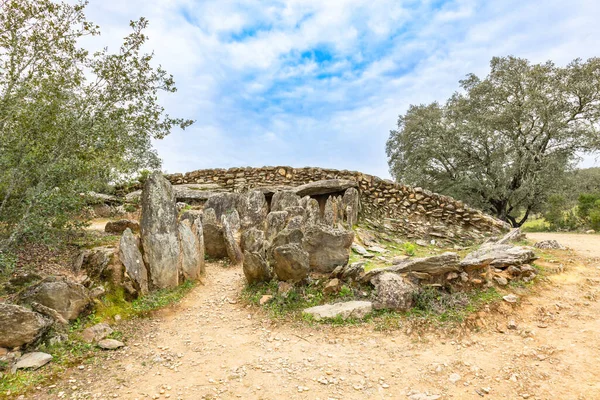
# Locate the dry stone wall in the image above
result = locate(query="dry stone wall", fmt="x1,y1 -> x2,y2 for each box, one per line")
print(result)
164,166 -> 509,241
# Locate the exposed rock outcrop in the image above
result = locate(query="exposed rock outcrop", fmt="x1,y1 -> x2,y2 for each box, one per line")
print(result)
460,244 -> 537,270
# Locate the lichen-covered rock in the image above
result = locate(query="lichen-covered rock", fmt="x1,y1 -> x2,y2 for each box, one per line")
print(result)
243,251 -> 272,284
238,190 -> 268,230
460,244 -> 537,270
293,179 -> 358,197
241,228 -> 266,255
370,273 -> 417,311
302,225 -> 354,273
534,240 -> 564,250
81,323 -> 113,343
204,192 -> 242,221
18,277 -> 91,321
304,197 -> 321,226
272,244 -> 310,282
202,208 -> 228,258
303,301 -> 372,321
180,209 -> 203,224
119,228 -> 149,295
222,210 -> 243,265
342,187 -> 359,227
140,171 -> 180,289
0,303 -> 52,348
178,219 -> 205,280
362,252 -> 461,281
266,211 -> 288,242
80,246 -> 115,280
271,191 -> 301,212
105,219 -> 140,234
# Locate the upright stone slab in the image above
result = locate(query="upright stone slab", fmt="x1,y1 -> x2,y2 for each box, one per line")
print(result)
303,225 -> 354,273
266,211 -> 288,242
271,191 -> 301,212
202,208 -> 228,258
222,210 -> 243,265
238,190 -> 269,230
119,228 -> 149,295
342,187 -> 359,227
178,219 -> 204,280
140,171 -> 180,289
243,251 -> 272,284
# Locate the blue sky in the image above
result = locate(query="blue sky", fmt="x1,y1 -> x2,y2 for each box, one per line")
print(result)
82,0 -> 600,178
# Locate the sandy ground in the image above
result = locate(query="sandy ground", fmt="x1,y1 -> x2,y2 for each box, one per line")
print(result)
527,232 -> 600,260
31,233 -> 600,400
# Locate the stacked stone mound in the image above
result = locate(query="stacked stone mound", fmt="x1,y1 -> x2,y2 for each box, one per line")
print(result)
197,183 -> 359,285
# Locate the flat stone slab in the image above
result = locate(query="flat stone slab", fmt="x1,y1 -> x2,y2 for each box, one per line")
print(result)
303,301 -> 372,321
293,179 -> 358,197
14,352 -> 52,370
97,339 -> 124,350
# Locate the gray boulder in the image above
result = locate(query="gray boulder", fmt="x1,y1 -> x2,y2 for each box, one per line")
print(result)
105,219 -> 140,234
460,244 -> 537,270
242,251 -> 272,284
81,323 -> 113,343
370,273 -> 417,311
303,197 -> 321,226
180,209 -> 203,224
119,228 -> 149,295
303,225 -> 354,273
266,211 -> 288,242
204,192 -> 241,220
238,190 -> 269,230
272,244 -> 310,282
18,277 -> 91,321
0,303 -> 52,348
178,219 -> 205,280
271,191 -> 300,212
202,208 -> 228,258
140,171 -> 180,289
303,301 -> 372,321
97,339 -> 124,350
362,252 -> 461,281
293,179 -> 358,197
222,210 -> 243,265
241,227 -> 266,255
80,246 -> 114,279
534,240 -> 565,250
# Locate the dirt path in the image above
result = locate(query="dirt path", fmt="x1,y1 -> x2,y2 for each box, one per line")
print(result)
528,232 -> 600,260
34,234 -> 600,400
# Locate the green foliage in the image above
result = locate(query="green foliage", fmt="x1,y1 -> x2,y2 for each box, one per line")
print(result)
577,193 -> 600,219
0,0 -> 193,249
403,242 -> 416,256
387,56 -> 600,228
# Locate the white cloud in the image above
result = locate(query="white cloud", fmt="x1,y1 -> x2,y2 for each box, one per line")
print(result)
80,0 -> 600,179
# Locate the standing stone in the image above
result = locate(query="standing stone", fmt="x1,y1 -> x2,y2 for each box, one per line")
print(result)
140,172 -> 180,289
204,193 -> 241,221
303,225 -> 354,273
272,244 -> 310,282
202,208 -> 228,258
271,191 -> 301,212
178,219 -> 204,280
193,218 -> 206,271
119,228 -> 149,295
0,303 -> 52,348
323,197 -> 335,226
304,198 -> 321,226
266,211 -> 289,242
241,228 -> 266,255
238,191 -> 269,230
243,251 -> 272,284
180,209 -> 203,225
342,187 -> 359,227
371,273 -> 417,311
222,210 -> 243,265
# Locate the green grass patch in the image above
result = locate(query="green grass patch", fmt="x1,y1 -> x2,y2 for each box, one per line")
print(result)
521,217 -> 551,232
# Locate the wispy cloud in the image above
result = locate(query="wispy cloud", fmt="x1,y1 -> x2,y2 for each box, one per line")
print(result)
82,0 -> 600,177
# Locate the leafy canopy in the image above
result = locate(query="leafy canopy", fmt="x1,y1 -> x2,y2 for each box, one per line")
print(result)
387,56 -> 600,227
0,0 -> 193,247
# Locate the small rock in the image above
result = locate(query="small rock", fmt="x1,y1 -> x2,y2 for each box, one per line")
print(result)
81,323 -> 113,343
507,320 -> 518,330
13,352 -> 52,370
493,276 -> 508,286
259,295 -> 273,306
303,301 -> 372,321
503,294 -> 519,303
351,243 -> 370,256
323,279 -> 342,295
97,339 -> 124,350
449,373 -> 461,383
